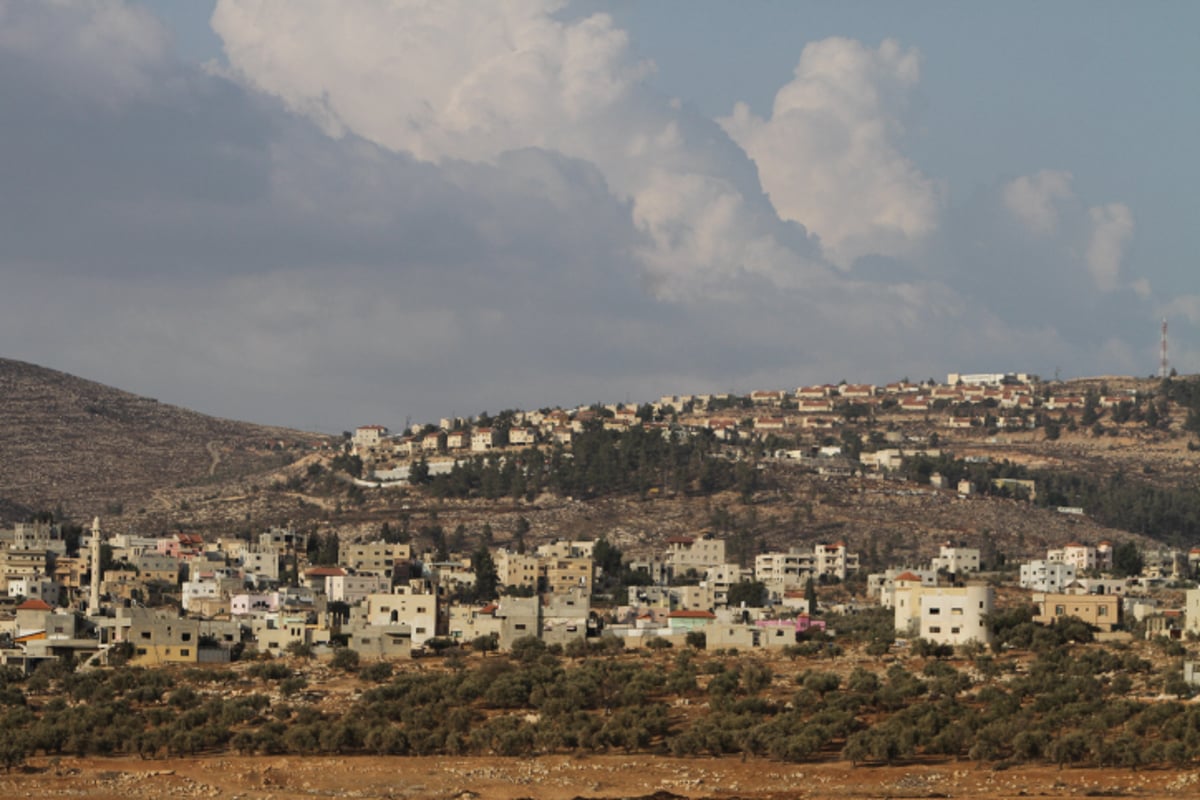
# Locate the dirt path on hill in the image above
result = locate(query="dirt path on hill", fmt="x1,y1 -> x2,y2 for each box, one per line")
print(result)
207,440 -> 222,476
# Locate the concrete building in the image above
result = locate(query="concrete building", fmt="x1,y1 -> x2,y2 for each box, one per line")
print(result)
932,544 -> 981,575
1033,592 -> 1122,632
339,540 -> 411,577
1020,560 -> 1077,592
1186,589 -> 1200,636
664,535 -> 726,579
363,582 -> 441,648
894,582 -> 994,646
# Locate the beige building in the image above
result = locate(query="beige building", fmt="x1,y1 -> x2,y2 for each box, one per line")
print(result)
1187,589 -> 1200,635
363,582 -> 441,648
1033,592 -> 1121,632
541,557 -> 593,597
665,534 -> 726,578
496,550 -> 539,591
339,540 -> 411,576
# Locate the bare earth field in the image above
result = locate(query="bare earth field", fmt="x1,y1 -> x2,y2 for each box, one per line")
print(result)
5,755 -> 1200,799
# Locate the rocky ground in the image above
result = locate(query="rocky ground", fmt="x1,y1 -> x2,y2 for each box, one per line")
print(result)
4,754 -> 1199,799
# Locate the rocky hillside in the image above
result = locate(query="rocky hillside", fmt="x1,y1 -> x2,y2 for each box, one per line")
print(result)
0,358 -> 328,523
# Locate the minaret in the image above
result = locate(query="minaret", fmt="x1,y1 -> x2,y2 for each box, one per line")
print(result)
88,517 -> 102,616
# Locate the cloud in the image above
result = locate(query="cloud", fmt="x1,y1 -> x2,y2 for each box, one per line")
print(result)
1000,171 -> 1136,294
1003,169 -> 1073,235
720,37 -> 940,268
1086,203 -> 1134,293
211,0 -> 828,296
0,0 -> 1162,430
0,0 -> 170,106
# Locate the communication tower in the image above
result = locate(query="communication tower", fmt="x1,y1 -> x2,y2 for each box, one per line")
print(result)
1161,318 -> 1170,379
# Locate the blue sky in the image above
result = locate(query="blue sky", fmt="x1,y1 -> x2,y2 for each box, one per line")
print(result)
3,1 -> 1198,430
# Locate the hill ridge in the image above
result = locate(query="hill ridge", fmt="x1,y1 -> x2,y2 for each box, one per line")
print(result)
0,357 -> 325,523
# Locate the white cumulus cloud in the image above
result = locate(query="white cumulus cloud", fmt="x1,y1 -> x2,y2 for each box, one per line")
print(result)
1003,169 -> 1074,235
720,37 -> 940,268
1086,203 -> 1134,293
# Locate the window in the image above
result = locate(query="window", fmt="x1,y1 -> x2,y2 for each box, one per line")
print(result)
1055,605 -> 1066,615
928,607 -> 941,615
1098,605 -> 1108,616
951,608 -> 963,615
950,627 -> 960,635
136,648 -> 147,656
181,632 -> 192,642
929,626 -> 941,633
515,623 -> 527,630
415,627 -> 426,634
140,631 -> 152,640
180,649 -> 189,657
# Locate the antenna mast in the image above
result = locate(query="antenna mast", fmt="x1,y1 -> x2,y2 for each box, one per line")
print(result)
1161,318 -> 1170,379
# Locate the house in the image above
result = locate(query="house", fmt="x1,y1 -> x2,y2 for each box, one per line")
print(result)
797,399 -> 835,413
1047,542 -> 1113,572
445,430 -> 469,450
118,607 -> 239,666
894,583 -> 994,646
839,384 -> 876,399
363,582 -> 441,648
1185,589 -> 1200,636
932,544 -> 981,575
507,427 -> 537,446
352,425 -> 388,454
1033,592 -> 1121,632
666,609 -> 716,633
496,550 -> 539,592
1020,560 -> 1077,592
664,535 -> 727,579
869,569 -> 938,608
541,592 -> 593,646
541,557 -> 594,597
339,540 -> 411,577
898,396 -> 930,412
750,390 -> 786,406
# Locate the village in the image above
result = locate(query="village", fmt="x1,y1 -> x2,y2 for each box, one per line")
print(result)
2,370 -> 1199,675
4,508 -> 1200,682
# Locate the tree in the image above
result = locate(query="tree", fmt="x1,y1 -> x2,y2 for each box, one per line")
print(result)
804,577 -> 818,615
330,647 -> 360,672
409,457 -> 431,485
1111,541 -> 1144,578
726,581 -> 767,608
471,546 -> 499,602
513,517 -> 530,554
592,537 -> 623,580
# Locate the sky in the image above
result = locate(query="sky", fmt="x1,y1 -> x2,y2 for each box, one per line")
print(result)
2,1 -> 1198,432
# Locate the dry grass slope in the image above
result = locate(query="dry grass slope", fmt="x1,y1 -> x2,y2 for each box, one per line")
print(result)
0,358 -> 325,523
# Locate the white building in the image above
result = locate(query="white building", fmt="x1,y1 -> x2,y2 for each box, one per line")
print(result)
1186,589 -> 1200,636
1047,542 -> 1113,573
352,425 -> 388,453
932,544 -> 981,575
363,583 -> 440,648
326,573 -> 391,604
1019,560 -> 1077,592
895,582 -> 994,646
868,568 -> 938,608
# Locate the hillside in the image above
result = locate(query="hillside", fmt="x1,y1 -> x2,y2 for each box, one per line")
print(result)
0,358 -> 328,523
3,358 -> 1200,565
